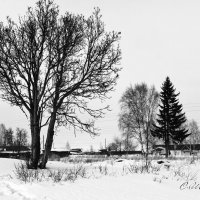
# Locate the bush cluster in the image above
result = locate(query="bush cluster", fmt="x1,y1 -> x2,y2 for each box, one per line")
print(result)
14,162 -> 87,183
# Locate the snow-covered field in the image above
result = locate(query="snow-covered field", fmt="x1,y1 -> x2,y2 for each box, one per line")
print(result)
0,157 -> 200,200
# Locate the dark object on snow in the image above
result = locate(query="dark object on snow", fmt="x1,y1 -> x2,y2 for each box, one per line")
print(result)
157,160 -> 170,168
115,159 -> 124,162
157,160 -> 165,164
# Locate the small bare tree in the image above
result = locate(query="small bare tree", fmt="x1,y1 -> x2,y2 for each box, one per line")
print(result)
65,141 -> 70,151
0,0 -> 121,168
90,145 -> 94,152
5,128 -> 14,146
184,119 -> 200,144
0,124 -> 14,146
119,83 -> 159,164
0,124 -> 7,146
15,128 -> 28,153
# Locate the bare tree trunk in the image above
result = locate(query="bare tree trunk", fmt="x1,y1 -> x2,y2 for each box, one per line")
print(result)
31,131 -> 40,169
40,112 -> 57,169
30,117 -> 41,169
165,135 -> 169,158
166,144 -> 169,158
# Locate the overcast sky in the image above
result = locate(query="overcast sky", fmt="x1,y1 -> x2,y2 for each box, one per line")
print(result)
0,0 -> 200,150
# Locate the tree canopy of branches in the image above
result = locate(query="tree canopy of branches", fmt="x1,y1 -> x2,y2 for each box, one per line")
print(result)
151,77 -> 189,158
119,83 -> 159,155
0,0 -> 121,168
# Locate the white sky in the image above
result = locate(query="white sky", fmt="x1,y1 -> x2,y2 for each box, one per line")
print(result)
0,0 -> 200,150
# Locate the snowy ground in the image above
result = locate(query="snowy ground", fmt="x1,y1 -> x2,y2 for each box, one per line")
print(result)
0,157 -> 200,200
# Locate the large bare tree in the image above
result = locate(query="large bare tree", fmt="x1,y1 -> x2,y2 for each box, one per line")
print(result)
0,0 -> 121,168
119,83 -> 159,162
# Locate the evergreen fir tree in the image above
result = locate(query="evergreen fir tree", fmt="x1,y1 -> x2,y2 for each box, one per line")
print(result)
151,77 -> 189,157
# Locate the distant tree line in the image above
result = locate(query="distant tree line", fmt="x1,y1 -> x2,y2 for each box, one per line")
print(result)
107,136 -> 137,152
0,124 -> 29,151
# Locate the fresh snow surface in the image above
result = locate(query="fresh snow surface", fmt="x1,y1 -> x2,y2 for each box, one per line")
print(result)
0,158 -> 200,199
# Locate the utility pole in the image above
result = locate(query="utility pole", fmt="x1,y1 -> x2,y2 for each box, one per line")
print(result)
105,138 -> 107,149
126,133 -> 129,151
